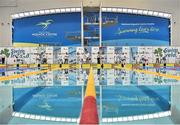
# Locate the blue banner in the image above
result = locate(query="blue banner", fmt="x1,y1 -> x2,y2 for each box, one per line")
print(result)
13,13 -> 81,46
102,13 -> 170,46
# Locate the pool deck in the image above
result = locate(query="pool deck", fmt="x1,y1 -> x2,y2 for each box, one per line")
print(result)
8,116 -> 174,124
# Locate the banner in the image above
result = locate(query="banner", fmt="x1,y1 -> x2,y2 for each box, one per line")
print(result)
102,13 -> 170,46
30,47 -> 53,64
13,13 -> 81,46
1,47 -> 180,64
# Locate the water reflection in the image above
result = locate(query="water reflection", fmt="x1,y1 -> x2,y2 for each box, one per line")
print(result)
102,86 -> 170,117
11,86 -> 170,119
0,68 -> 179,87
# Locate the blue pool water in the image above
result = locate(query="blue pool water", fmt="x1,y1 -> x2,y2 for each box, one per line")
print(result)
13,87 -> 82,118
12,85 -> 170,119
102,86 -> 170,117
0,67 -> 179,123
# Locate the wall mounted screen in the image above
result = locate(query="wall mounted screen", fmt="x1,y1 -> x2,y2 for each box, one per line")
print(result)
13,12 -> 81,46
102,13 -> 170,46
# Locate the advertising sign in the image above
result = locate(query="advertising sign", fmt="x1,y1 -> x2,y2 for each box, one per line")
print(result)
13,13 -> 81,46
102,13 -> 170,46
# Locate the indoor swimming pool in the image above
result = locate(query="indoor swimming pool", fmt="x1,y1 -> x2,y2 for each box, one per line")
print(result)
1,0 -> 180,124
0,67 -> 179,124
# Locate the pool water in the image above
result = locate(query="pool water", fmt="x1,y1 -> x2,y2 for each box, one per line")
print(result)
0,67 -> 179,124
13,87 -> 82,118
0,67 -> 179,87
13,86 -> 170,119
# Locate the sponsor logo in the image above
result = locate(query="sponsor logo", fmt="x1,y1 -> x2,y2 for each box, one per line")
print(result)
32,19 -> 57,37
36,19 -> 53,30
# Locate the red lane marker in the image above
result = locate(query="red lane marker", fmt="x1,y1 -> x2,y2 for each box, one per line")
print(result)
80,96 -> 99,124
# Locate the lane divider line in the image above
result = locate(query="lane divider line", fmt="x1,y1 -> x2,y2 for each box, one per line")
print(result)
0,67 -> 62,82
79,67 -> 99,124
1,65 -> 179,82
123,67 -> 180,81
134,69 -> 180,80
0,70 -> 48,81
